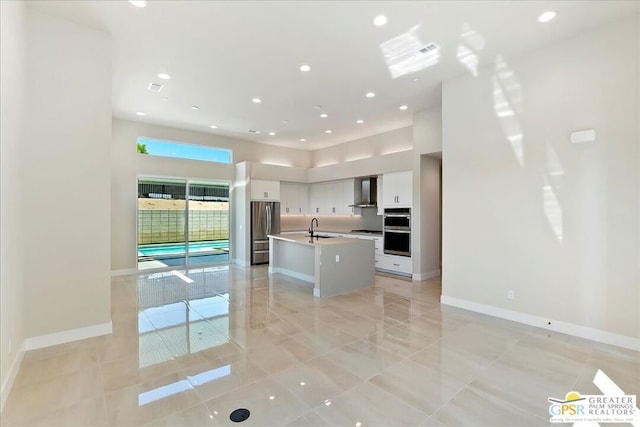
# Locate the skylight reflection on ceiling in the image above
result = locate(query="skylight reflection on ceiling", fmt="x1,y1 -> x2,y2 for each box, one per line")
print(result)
492,56 -> 524,167
456,24 -> 485,77
380,25 -> 440,78
543,142 -> 564,244
543,174 -> 563,244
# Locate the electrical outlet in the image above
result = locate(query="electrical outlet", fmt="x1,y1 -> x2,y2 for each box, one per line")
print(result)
335,255 -> 340,262
507,290 -> 515,300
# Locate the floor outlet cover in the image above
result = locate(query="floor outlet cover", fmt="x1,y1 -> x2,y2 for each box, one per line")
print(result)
229,408 -> 251,423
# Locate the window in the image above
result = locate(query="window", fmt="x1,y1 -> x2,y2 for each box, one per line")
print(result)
137,177 -> 230,270
137,137 -> 231,164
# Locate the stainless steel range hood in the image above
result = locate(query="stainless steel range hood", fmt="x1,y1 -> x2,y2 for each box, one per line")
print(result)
349,177 -> 377,208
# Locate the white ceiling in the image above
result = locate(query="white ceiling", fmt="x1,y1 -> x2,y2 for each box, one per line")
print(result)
29,1 -> 639,151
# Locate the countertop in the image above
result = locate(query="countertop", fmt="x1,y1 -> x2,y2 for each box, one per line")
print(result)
281,230 -> 382,237
268,233 -> 372,247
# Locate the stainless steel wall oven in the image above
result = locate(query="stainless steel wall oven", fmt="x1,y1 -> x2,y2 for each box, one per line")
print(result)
383,208 -> 411,256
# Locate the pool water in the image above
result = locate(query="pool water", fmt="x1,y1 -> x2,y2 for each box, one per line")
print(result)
138,240 -> 228,257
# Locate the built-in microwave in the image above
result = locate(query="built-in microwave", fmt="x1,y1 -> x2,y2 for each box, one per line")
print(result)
383,208 -> 411,257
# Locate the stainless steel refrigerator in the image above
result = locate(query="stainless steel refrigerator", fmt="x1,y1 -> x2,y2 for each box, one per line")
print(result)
250,201 -> 280,265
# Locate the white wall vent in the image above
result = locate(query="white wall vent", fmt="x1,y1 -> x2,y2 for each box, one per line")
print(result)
147,82 -> 163,92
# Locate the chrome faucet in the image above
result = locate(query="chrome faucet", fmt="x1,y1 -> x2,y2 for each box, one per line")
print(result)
309,217 -> 319,238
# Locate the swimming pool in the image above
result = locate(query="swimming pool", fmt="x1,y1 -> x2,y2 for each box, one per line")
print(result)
138,240 -> 228,257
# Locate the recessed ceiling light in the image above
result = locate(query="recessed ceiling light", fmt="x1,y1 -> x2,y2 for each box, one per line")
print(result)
282,120 -> 289,124
356,119 -> 364,124
399,105 -> 408,110
413,77 -> 420,82
313,105 -> 322,110
373,15 -> 387,26
191,105 -> 199,110
268,131 -> 276,136
209,125 -> 218,129
324,130 -> 332,134
136,111 -> 145,116
320,113 -> 328,118
365,92 -> 376,98
252,98 -> 262,104
300,138 -> 306,142
162,97 -> 169,101
538,11 -> 556,23
300,64 -> 311,72
129,0 -> 147,7
157,73 -> 171,80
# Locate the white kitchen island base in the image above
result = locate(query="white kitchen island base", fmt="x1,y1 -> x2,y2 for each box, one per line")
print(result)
268,234 -> 375,298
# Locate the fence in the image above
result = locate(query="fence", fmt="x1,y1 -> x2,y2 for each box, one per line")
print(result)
138,200 -> 229,245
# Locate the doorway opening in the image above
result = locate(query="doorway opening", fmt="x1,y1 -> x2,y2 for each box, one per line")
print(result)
137,177 -> 230,270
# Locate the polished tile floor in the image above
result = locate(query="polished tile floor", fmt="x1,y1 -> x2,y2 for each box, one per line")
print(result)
2,265 -> 638,426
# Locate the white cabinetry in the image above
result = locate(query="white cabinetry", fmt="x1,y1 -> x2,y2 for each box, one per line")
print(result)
309,182 -> 329,214
309,179 -> 355,215
250,179 -> 280,201
376,254 -> 412,276
376,175 -> 384,215
342,180 -> 355,215
382,171 -> 412,207
281,182 -> 308,214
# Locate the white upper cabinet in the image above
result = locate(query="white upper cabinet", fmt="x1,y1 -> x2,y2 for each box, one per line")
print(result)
250,179 -> 280,201
382,171 -> 412,207
342,179 -> 355,214
377,175 -> 384,215
298,184 -> 309,214
309,179 -> 355,215
327,182 -> 343,214
281,182 -> 308,214
309,182 -> 328,214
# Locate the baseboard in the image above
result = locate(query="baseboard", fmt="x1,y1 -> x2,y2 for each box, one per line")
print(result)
111,268 -> 137,277
268,267 -> 314,283
231,259 -> 250,267
24,321 -> 113,351
413,269 -> 441,281
441,295 -> 639,351
0,340 -> 25,412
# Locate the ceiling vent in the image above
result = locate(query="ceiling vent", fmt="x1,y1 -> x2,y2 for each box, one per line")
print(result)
147,82 -> 163,92
419,43 -> 439,54
248,129 -> 260,134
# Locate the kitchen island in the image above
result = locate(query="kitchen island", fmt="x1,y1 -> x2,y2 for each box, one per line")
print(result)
268,234 -> 375,297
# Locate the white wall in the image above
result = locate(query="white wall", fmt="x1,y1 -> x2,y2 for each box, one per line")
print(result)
231,162 -> 248,266
0,0 -> 27,410
412,107 -> 442,279
416,156 -> 441,279
20,8 -> 113,344
442,17 -> 639,346
413,107 -> 442,155
310,126 -> 413,180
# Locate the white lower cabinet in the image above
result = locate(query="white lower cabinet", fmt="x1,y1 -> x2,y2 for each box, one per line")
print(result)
376,254 -> 412,276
